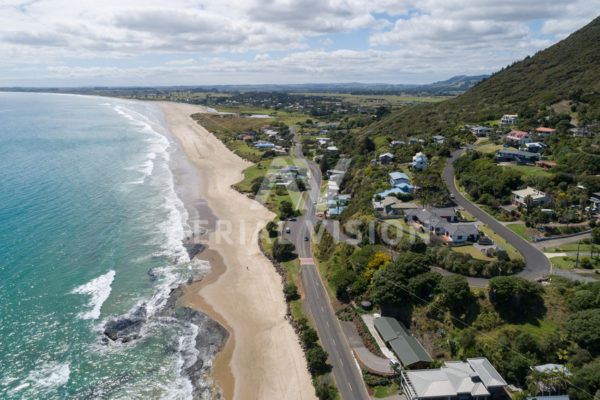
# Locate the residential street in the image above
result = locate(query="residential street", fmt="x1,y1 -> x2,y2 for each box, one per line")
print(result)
443,148 -> 551,281
289,126 -> 370,400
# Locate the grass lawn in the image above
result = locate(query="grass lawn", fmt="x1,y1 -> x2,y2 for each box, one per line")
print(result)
544,242 -> 597,253
453,245 -> 496,261
373,383 -> 399,398
479,225 -> 523,261
506,223 -> 536,241
476,143 -> 504,154
502,164 -> 553,178
551,256 -> 577,269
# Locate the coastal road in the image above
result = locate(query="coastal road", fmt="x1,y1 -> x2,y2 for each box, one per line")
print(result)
288,126 -> 370,400
443,148 -> 551,281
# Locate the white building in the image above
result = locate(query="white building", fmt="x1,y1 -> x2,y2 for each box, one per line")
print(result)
412,152 -> 428,170
500,114 -> 519,127
401,358 -> 507,400
512,187 -> 551,207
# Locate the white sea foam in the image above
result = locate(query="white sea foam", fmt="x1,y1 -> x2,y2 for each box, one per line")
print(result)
71,270 -> 116,320
8,362 -> 70,395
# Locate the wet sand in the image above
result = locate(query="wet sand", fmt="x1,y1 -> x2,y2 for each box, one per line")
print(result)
158,102 -> 315,400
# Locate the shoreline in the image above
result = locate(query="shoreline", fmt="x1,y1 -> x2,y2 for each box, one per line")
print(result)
157,102 -> 315,400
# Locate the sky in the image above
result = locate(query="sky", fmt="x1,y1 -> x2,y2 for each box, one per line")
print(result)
0,0 -> 597,87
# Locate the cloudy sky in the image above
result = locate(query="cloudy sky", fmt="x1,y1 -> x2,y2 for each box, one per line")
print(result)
0,0 -> 597,86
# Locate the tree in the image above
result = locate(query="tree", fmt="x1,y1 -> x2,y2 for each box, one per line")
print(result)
251,176 -> 264,195
283,283 -> 299,300
266,221 -> 278,237
306,346 -> 329,375
408,271 -> 442,300
362,137 -> 375,154
301,327 -> 319,348
295,179 -> 306,191
439,275 -> 471,314
272,239 -> 296,261
279,200 -> 296,220
488,276 -> 544,319
592,227 -> 600,244
329,268 -> 357,300
564,309 -> 600,354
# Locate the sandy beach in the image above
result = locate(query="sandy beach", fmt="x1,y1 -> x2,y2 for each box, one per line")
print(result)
157,102 -> 315,400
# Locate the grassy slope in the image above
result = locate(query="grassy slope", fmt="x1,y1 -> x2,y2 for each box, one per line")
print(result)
359,16 -> 600,139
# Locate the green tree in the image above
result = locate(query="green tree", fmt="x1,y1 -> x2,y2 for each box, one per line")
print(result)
295,179 -> 307,191
439,275 -> 471,314
592,227 -> 600,244
283,283 -> 299,300
279,200 -> 296,220
306,346 -> 329,375
266,221 -> 278,237
564,309 -> 600,354
488,276 -> 544,319
272,239 -> 296,262
301,327 -> 319,348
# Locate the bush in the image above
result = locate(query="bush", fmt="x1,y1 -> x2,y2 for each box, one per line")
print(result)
564,309 -> 600,354
283,283 -> 299,300
488,276 -> 544,319
272,239 -> 296,262
440,275 -> 471,314
307,346 -> 330,375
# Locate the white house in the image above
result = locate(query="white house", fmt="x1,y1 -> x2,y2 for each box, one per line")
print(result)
500,114 -> 519,127
506,130 -> 531,145
512,187 -> 551,207
412,152 -> 428,170
401,358 -> 507,400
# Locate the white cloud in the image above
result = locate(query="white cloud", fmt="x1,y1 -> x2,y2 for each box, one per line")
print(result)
0,0 -> 596,85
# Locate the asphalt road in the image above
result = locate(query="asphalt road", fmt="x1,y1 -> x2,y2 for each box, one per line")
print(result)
443,148 -> 551,281
286,126 -> 369,400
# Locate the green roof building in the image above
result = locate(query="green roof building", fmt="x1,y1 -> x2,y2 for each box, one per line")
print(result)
374,316 -> 432,369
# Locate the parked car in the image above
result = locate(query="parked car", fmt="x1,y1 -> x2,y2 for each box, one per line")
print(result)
289,218 -> 296,221
285,227 -> 291,233
304,236 -> 309,241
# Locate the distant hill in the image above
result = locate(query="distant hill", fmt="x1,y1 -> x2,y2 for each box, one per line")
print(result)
362,16 -> 600,138
0,75 -> 487,98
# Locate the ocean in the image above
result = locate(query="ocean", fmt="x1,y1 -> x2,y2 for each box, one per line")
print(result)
0,92 -> 224,399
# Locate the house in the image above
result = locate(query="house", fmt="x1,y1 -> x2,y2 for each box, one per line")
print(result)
254,140 -> 276,148
500,114 -> 519,127
589,192 -> 600,211
512,187 -> 551,207
401,358 -> 507,400
412,152 -> 428,170
379,153 -> 395,164
378,196 -> 405,216
374,317 -> 432,369
471,126 -> 493,136
405,208 -> 457,234
524,142 -> 545,153
326,146 -> 339,153
444,223 -> 480,243
535,127 -> 556,139
409,138 -> 426,144
495,149 -> 540,163
505,130 -> 531,145
433,135 -> 447,144
390,171 -> 410,187
390,140 -> 406,147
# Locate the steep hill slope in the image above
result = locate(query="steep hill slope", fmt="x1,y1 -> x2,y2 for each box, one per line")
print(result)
363,16 -> 600,138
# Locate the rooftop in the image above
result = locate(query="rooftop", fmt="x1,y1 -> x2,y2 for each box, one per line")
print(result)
374,317 -> 432,367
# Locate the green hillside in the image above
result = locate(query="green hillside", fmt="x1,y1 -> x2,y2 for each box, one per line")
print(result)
362,16 -> 600,139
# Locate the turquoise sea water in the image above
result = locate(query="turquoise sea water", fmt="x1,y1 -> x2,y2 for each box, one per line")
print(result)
0,93 -> 214,399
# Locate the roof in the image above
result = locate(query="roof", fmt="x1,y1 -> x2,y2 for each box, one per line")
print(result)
390,171 -> 410,181
532,364 -> 571,375
403,358 -> 506,399
512,186 -> 548,200
496,149 -> 539,159
433,135 -> 446,140
468,358 -> 508,387
405,208 -> 455,223
379,152 -> 394,159
536,127 -> 556,133
374,317 -> 432,367
445,223 -> 479,237
507,130 -> 529,138
527,396 -> 569,400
